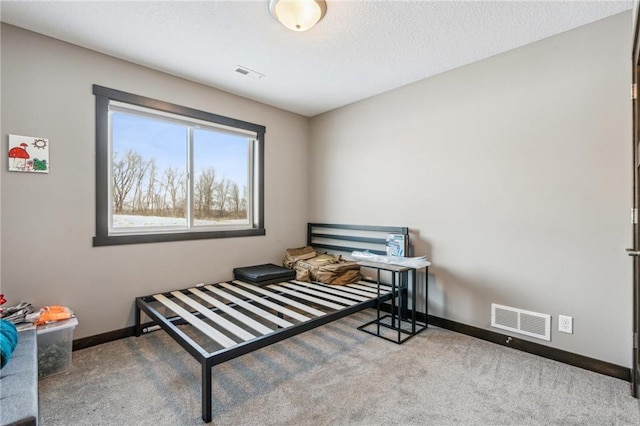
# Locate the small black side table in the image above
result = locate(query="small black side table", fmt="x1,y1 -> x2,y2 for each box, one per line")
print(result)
356,260 -> 428,344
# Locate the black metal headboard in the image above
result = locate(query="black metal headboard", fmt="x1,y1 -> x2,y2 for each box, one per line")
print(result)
307,223 -> 409,256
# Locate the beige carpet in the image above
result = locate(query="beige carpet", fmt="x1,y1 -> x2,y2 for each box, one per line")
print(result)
39,310 -> 640,425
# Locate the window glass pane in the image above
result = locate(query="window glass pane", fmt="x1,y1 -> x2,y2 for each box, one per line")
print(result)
111,111 -> 188,230
94,85 -> 265,246
193,128 -> 250,226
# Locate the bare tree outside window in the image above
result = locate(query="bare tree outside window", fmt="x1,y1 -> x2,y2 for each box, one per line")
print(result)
110,110 -> 250,230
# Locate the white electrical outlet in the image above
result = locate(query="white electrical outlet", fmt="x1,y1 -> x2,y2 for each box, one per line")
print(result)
559,315 -> 573,334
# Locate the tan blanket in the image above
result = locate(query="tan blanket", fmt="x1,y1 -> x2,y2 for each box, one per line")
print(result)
283,246 -> 361,285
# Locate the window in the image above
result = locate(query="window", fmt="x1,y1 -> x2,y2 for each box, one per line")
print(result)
93,85 -> 265,246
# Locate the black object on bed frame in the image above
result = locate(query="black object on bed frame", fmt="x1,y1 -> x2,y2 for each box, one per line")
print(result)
135,223 -> 409,423
232,263 -> 296,286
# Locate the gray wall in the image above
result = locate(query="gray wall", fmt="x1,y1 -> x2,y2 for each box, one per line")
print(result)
0,24 -> 310,339
310,12 -> 632,366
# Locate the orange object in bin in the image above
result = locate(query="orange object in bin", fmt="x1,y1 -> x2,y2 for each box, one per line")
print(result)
35,306 -> 73,326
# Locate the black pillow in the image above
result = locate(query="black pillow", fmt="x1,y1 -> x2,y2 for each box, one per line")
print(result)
233,263 -> 296,285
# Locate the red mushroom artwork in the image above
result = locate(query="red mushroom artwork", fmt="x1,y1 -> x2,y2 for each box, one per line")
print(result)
8,143 -> 29,170
7,134 -> 49,173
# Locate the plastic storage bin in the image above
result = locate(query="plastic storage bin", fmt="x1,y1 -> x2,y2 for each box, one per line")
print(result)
36,317 -> 78,379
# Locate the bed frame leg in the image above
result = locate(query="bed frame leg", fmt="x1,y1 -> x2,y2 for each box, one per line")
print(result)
202,361 -> 212,423
135,301 -> 142,337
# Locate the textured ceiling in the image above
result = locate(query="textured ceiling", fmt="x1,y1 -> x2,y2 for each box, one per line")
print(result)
0,1 -> 633,117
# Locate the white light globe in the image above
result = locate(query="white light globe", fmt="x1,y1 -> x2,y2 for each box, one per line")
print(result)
270,0 -> 326,32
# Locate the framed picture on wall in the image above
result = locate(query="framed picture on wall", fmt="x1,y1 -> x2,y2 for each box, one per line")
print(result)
7,134 -> 49,173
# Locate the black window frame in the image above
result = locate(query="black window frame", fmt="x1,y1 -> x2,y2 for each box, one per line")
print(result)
92,85 -> 265,246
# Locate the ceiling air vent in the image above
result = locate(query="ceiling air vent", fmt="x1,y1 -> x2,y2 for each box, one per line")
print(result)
491,303 -> 550,341
235,66 -> 265,80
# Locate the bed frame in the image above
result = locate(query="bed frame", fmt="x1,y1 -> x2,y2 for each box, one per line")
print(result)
135,223 -> 409,423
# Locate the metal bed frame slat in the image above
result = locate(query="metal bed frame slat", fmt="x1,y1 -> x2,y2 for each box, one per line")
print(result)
171,291 -> 256,342
308,223 -> 408,233
266,284 -> 347,310
313,282 -> 386,298
204,285 -> 294,328
350,282 -> 393,293
345,283 -> 382,293
278,282 -> 359,306
234,281 -> 326,317
356,280 -> 394,292
153,294 -> 237,349
310,243 -> 387,256
310,233 -> 387,245
188,288 -> 273,335
288,281 -> 369,302
219,283 -> 311,322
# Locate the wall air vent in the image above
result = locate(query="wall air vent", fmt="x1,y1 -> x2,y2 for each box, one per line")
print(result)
235,66 -> 265,80
491,303 -> 551,341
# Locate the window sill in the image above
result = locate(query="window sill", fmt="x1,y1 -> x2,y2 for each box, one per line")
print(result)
93,228 -> 266,246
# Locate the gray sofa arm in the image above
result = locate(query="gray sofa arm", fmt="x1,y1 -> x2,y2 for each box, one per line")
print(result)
0,328 -> 38,426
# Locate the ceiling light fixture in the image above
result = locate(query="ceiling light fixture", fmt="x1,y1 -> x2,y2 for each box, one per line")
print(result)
269,0 -> 327,32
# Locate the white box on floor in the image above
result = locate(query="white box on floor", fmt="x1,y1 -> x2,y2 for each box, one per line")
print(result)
36,317 -> 78,379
